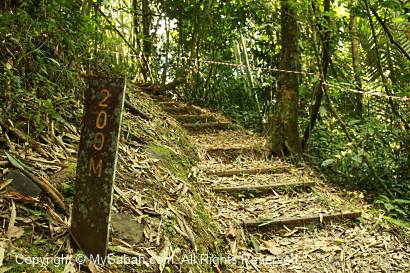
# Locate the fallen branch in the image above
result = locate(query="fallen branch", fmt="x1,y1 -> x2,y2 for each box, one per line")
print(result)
124,100 -> 152,121
5,152 -> 66,211
19,169 -> 66,211
0,120 -> 50,158
167,202 -> 197,251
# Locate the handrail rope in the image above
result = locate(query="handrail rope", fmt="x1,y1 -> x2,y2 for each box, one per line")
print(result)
323,82 -> 410,102
101,49 -> 410,102
178,56 -> 320,76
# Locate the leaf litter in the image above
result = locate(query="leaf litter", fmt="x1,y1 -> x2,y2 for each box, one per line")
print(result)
0,87 -> 220,272
193,124 -> 410,273
0,88 -> 409,273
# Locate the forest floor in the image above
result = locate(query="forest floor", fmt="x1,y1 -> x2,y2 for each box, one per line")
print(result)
153,94 -> 410,273
0,89 -> 409,273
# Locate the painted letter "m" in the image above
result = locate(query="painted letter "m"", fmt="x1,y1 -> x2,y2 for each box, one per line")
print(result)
88,157 -> 103,177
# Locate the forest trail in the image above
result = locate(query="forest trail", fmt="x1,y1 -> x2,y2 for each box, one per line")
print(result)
149,94 -> 409,273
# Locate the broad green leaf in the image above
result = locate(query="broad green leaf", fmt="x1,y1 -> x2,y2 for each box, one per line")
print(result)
5,152 -> 31,172
321,159 -> 335,167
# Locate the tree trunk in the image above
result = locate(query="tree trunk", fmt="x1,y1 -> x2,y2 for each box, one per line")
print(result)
161,14 -> 170,84
302,0 -> 332,149
141,0 -> 151,82
349,1 -> 363,117
267,0 -> 301,156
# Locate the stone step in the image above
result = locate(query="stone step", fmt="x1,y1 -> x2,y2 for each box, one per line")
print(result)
206,167 -> 288,177
212,181 -> 314,194
242,211 -> 362,230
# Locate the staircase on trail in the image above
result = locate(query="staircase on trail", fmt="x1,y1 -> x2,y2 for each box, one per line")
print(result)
150,94 -> 361,225
149,94 -> 365,271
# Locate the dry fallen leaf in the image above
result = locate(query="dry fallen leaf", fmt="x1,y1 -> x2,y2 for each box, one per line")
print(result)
0,266 -> 13,273
87,260 -> 99,273
0,179 -> 12,191
62,263 -> 77,273
6,201 -> 18,239
320,245 -> 342,253
6,226 -> 24,240
0,242 -> 5,267
260,240 -> 283,255
158,236 -> 172,272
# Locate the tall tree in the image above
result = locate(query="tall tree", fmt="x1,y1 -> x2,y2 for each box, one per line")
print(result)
267,0 -> 301,156
302,0 -> 332,148
139,0 -> 152,82
349,0 -> 363,117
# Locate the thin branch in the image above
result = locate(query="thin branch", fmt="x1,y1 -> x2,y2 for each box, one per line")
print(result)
364,0 -> 410,131
370,6 -> 410,61
323,91 -> 393,197
91,2 -> 150,72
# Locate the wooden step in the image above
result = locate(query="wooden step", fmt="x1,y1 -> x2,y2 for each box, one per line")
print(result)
243,211 -> 362,230
148,94 -> 172,102
206,147 -> 267,161
158,101 -> 182,107
174,114 -> 217,123
182,122 -> 239,132
212,181 -> 314,194
162,106 -> 203,115
206,167 -> 288,177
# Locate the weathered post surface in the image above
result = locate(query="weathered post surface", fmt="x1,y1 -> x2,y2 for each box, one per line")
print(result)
71,77 -> 125,257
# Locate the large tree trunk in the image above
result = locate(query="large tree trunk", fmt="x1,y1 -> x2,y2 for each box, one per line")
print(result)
267,0 -> 301,156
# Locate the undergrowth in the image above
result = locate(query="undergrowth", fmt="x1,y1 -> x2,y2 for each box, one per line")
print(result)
0,0 -> 134,139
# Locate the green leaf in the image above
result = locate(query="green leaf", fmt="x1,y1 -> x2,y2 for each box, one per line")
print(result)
383,216 -> 410,229
321,159 -> 335,167
348,119 -> 361,126
376,195 -> 390,203
5,60 -> 12,70
381,0 -> 403,10
46,57 -> 61,67
5,151 -> 31,172
392,199 -> 410,205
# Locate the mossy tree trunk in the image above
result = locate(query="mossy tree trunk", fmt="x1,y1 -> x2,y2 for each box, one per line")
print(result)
267,0 -> 301,156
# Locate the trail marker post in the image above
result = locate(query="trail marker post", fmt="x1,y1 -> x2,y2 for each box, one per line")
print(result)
71,77 -> 125,257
